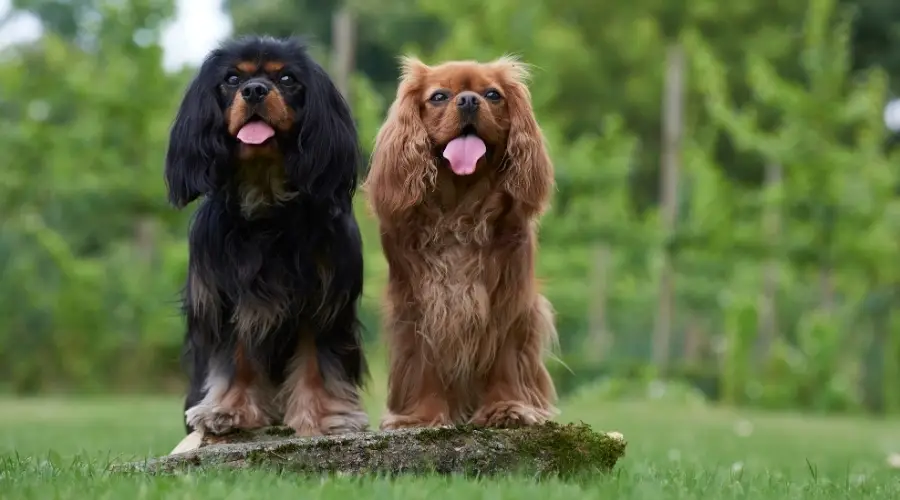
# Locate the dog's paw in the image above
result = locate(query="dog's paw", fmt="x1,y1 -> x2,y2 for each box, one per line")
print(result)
285,409 -> 368,437
379,412 -> 452,431
321,410 -> 369,435
185,404 -> 270,435
469,401 -> 552,428
287,410 -> 369,437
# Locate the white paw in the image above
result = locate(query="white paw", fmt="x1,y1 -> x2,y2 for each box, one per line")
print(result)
286,410 -> 369,437
321,410 -> 369,435
185,405 -> 242,435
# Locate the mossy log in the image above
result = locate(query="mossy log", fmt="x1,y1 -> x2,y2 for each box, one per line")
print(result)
110,422 -> 627,478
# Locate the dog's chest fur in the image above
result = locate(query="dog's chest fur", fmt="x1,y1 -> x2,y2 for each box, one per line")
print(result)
235,159 -> 299,219
187,197 -> 342,343
396,182 -> 526,381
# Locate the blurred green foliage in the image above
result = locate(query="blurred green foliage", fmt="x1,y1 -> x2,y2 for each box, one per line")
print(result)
1,0 -> 898,414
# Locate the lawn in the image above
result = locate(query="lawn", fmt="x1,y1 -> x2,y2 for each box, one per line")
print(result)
1,374 -> 899,499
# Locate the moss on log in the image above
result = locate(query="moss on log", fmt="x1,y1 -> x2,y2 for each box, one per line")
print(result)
110,422 -> 626,478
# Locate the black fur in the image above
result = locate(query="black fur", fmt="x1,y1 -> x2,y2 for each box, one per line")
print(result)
164,35 -> 367,434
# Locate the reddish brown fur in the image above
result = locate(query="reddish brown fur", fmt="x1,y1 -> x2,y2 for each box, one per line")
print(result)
263,88 -> 294,132
185,343 -> 278,434
363,56 -> 558,430
278,335 -> 368,436
226,93 -> 250,136
218,344 -> 276,427
264,61 -> 285,72
237,61 -> 257,73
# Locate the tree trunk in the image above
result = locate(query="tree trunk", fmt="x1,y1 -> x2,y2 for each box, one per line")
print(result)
585,243 -> 612,362
653,43 -> 685,375
886,297 -> 900,414
330,5 -> 357,102
134,217 -> 157,265
820,267 -> 835,311
683,314 -> 703,364
757,161 -> 782,363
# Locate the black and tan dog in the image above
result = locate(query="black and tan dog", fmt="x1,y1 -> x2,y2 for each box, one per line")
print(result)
164,35 -> 368,438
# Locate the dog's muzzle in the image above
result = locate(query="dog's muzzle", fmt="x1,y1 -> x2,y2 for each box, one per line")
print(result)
456,91 -> 480,125
241,81 -> 270,105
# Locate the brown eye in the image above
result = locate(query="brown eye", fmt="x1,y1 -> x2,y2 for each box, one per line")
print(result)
429,91 -> 449,102
484,89 -> 502,101
225,73 -> 240,86
280,74 -> 296,85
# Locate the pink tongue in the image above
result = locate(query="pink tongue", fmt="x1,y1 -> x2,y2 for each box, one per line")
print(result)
236,121 -> 275,145
442,135 -> 486,175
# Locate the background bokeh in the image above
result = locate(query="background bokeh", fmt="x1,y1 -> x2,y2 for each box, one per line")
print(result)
1,0 -> 899,418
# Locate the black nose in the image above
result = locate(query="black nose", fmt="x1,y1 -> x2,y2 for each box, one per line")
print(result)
241,82 -> 269,104
456,92 -> 480,114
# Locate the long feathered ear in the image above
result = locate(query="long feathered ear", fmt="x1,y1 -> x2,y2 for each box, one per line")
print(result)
288,62 -> 362,205
164,56 -> 231,209
495,57 -> 554,216
363,57 -> 434,219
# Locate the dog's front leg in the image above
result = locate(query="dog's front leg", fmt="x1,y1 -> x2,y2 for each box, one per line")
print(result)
184,343 -> 277,435
380,318 -> 455,431
279,317 -> 369,437
469,295 -> 559,428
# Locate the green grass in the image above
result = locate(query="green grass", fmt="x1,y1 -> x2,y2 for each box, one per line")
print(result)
1,374 -> 899,498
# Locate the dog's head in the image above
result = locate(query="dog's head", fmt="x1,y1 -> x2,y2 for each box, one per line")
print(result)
414,59 -> 517,177
366,56 -> 553,216
164,35 -> 360,210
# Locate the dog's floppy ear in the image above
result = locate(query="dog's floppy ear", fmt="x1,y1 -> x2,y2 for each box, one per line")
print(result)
287,62 -> 362,205
164,55 -> 231,209
363,56 -> 434,219
495,56 -> 554,216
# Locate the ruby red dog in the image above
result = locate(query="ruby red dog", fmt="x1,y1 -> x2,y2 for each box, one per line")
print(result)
364,56 -> 559,430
